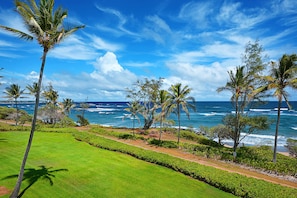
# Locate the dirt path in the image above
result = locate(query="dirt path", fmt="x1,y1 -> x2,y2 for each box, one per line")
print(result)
86,128 -> 297,189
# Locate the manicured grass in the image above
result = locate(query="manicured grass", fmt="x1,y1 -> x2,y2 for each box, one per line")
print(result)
0,132 -> 235,198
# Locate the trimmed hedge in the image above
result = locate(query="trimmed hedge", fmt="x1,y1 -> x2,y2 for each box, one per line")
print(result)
73,131 -> 297,198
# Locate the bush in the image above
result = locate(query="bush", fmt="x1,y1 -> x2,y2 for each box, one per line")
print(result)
76,115 -> 89,126
285,138 -> 297,158
0,122 -> 31,131
56,116 -> 77,127
148,138 -> 179,148
73,132 -> 297,198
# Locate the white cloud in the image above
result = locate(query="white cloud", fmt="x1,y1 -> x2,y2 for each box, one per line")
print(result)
93,52 -> 123,74
179,1 -> 214,29
47,52 -> 137,101
88,34 -> 122,51
95,4 -> 139,37
25,71 -> 39,81
49,35 -> 98,60
165,60 -> 234,101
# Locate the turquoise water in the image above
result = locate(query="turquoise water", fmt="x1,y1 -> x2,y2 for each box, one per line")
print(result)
6,101 -> 297,151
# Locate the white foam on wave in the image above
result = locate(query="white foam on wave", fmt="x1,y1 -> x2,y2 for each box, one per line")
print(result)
87,108 -> 117,112
291,127 -> 297,130
249,108 -> 271,112
221,133 -> 288,148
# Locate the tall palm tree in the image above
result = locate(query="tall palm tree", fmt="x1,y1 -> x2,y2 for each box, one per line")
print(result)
4,84 -> 25,125
0,1 -> 84,197
261,54 -> 297,163
157,90 -> 170,141
167,83 -> 196,145
217,66 -> 247,157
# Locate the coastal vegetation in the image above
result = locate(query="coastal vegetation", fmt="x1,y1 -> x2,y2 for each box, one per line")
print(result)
0,122 -> 297,197
217,41 -> 270,159
0,1 -> 296,198
257,54 -> 297,163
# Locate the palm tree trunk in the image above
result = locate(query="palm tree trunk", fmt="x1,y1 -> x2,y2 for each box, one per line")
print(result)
15,99 -> 19,126
233,97 -> 240,160
10,49 -> 48,198
159,117 -> 163,142
273,97 -> 282,163
177,104 -> 181,145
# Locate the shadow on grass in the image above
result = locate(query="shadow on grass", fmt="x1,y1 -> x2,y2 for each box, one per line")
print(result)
2,165 -> 68,198
0,138 -> 7,142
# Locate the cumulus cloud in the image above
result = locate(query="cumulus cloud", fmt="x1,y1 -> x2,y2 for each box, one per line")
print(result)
165,61 -> 233,100
93,51 -> 123,74
48,52 -> 137,101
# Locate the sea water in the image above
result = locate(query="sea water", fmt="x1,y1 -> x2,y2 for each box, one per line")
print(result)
4,101 -> 297,151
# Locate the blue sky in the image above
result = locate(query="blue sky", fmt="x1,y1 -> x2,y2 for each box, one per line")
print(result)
0,0 -> 296,102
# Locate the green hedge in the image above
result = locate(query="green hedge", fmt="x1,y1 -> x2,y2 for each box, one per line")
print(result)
73,131 -> 297,198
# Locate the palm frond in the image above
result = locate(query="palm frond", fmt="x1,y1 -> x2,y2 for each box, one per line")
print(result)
0,25 -> 33,40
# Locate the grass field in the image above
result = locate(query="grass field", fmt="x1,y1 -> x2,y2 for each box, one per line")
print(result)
0,132 -> 235,198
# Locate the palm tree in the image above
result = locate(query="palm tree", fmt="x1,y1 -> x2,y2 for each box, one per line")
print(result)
124,101 -> 143,135
43,84 -> 59,105
157,90 -> 170,141
167,83 -> 196,145
4,84 -> 25,125
217,66 -> 247,157
261,54 -> 297,163
26,82 -> 39,98
0,1 -> 84,197
61,98 -> 75,116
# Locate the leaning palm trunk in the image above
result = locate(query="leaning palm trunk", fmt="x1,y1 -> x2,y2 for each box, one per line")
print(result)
10,49 -> 47,198
273,97 -> 282,163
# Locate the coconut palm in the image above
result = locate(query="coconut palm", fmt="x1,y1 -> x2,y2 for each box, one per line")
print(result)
157,90 -> 170,141
4,84 -> 25,125
43,84 -> 59,105
261,54 -> 297,163
217,66 -> 246,151
167,83 -> 196,145
61,98 -> 75,116
124,101 -> 143,135
0,1 -> 84,197
26,82 -> 39,97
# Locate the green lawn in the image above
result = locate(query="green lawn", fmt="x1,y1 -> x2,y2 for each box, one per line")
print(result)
0,132 -> 235,198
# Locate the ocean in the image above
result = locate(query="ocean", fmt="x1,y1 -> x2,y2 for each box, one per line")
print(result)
4,101 -> 297,151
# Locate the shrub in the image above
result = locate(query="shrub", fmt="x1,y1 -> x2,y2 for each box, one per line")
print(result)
73,132 -> 297,198
148,138 -> 179,148
76,115 -> 89,126
285,138 -> 297,158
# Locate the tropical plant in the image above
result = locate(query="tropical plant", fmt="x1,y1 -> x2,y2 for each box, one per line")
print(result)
155,90 -> 171,141
217,41 -> 268,159
39,84 -> 61,124
4,84 -> 25,125
43,83 -> 59,105
76,100 -> 89,126
285,138 -> 297,158
26,82 -> 39,97
259,54 -> 297,163
124,101 -> 143,135
0,0 -> 85,197
126,78 -> 163,130
61,98 -> 75,116
167,83 -> 196,145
